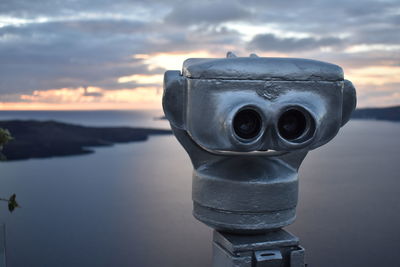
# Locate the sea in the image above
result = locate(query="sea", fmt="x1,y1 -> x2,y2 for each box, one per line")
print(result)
0,110 -> 399,267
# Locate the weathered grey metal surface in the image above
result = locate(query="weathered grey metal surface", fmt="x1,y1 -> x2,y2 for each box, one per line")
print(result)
212,230 -> 305,267
171,125 -> 307,232
162,53 -> 356,233
341,80 -> 357,125
182,57 -> 343,81
254,250 -> 282,267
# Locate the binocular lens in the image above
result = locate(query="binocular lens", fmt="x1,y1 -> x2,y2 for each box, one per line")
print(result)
278,109 -> 308,141
233,109 -> 262,140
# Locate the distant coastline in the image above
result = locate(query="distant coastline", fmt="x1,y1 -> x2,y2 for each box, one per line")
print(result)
0,120 -> 172,161
351,106 -> 400,122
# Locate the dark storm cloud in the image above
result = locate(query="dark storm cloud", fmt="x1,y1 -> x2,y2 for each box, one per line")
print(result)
0,20 -> 159,93
315,51 -> 400,69
134,26 -> 243,54
0,0 -> 167,18
248,34 -> 344,52
242,0 -> 400,45
164,1 -> 251,25
244,0 -> 398,26
354,24 -> 400,45
0,16 -> 242,94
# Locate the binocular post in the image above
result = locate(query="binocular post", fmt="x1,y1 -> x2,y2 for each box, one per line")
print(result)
212,229 -> 305,267
162,54 -> 356,267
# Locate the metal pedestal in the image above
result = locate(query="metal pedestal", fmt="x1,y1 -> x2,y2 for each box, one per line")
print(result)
212,229 -> 305,267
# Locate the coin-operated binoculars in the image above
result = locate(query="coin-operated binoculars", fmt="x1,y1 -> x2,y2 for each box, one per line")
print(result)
162,52 -> 356,267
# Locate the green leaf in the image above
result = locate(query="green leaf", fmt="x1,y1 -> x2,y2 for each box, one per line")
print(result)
8,202 -> 15,212
0,128 -> 12,147
8,194 -> 19,213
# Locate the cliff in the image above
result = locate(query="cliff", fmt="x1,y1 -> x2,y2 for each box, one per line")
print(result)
0,120 -> 172,161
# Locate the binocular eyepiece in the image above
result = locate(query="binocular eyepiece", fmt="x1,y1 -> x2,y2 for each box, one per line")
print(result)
233,108 -> 262,140
232,106 -> 315,145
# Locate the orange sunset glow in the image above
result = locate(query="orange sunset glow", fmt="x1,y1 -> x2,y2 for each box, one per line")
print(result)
5,50 -> 399,110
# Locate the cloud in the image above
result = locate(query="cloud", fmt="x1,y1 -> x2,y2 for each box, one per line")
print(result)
0,0 -> 169,19
0,18 -> 243,95
355,25 -> 400,45
240,0 -> 400,48
0,20 -> 162,93
248,33 -> 344,52
0,0 -> 399,108
82,87 -> 103,97
243,0 -> 399,29
164,1 -> 251,25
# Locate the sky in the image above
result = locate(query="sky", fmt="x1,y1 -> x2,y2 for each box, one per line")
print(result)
0,0 -> 399,110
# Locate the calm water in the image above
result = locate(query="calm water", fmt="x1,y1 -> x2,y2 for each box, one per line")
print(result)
0,111 -> 399,267
0,110 -> 170,129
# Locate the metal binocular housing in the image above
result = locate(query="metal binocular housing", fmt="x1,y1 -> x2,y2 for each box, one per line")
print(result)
163,54 -> 356,233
